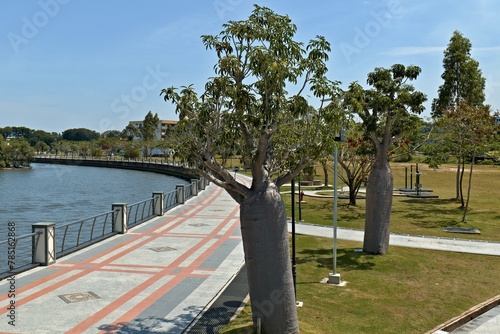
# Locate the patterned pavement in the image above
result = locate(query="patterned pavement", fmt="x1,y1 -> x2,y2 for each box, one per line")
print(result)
0,184 -> 244,334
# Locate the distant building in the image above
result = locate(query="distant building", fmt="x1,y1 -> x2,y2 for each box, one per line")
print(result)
495,116 -> 500,126
128,119 -> 178,140
128,119 -> 178,157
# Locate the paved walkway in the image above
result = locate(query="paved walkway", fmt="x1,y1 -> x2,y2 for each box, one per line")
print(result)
0,184 -> 244,334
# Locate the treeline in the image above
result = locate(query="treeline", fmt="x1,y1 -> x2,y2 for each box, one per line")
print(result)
0,126 -> 105,168
0,113 -> 174,168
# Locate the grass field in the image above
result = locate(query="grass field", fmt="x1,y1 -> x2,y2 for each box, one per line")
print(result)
283,163 -> 500,241
220,163 -> 500,333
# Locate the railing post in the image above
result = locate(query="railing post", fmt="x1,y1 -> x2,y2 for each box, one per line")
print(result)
176,185 -> 185,204
112,203 -> 128,234
191,179 -> 198,196
32,223 -> 56,266
199,177 -> 206,191
152,192 -> 164,216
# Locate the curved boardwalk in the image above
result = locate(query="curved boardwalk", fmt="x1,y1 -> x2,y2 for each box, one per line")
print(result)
0,184 -> 243,333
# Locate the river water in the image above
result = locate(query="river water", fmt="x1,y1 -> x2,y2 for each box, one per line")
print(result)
0,163 -> 189,238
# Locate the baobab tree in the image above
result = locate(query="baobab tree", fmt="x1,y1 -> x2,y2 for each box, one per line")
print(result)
345,64 -> 426,254
161,6 -> 342,333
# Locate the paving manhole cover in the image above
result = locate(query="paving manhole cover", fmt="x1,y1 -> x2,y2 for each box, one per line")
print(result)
150,246 -> 177,252
59,291 -> 100,304
189,223 -> 209,227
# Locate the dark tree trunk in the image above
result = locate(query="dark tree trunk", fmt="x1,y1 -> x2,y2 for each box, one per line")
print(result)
363,155 -> 393,254
462,147 -> 476,222
348,179 -> 357,206
455,159 -> 461,200
240,184 -> 299,334
459,158 -> 466,207
323,164 -> 329,187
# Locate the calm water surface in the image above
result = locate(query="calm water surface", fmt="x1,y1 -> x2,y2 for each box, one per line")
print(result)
0,163 -> 188,238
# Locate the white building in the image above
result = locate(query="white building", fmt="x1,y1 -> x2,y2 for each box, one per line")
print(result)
128,119 -> 178,156
128,119 -> 178,140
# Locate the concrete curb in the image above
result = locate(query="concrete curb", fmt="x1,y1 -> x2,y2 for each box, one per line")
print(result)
426,294 -> 500,333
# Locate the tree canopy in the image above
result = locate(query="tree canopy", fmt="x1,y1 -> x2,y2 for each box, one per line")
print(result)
431,30 -> 485,118
62,128 -> 100,141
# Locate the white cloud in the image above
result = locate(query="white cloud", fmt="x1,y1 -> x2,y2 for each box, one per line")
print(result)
381,46 -> 444,57
472,46 -> 500,55
382,45 -> 500,57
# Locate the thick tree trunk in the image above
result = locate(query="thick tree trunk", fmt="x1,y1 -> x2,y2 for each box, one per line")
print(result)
240,184 -> 299,334
363,156 -> 393,254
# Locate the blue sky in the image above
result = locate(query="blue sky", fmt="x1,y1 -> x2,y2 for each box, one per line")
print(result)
1,0 -> 499,134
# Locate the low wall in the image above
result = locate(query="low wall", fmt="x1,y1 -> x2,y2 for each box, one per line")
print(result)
34,157 -> 198,181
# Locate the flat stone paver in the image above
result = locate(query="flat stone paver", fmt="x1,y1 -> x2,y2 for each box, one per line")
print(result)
0,184 -> 244,334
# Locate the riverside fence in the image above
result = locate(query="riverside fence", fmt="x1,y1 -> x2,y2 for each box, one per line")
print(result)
0,157 -> 208,280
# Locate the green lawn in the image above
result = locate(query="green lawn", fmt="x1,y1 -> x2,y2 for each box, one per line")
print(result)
221,163 -> 500,333
222,235 -> 500,334
283,163 -> 500,241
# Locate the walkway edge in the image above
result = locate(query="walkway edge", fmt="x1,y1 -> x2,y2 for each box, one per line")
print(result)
426,294 -> 500,333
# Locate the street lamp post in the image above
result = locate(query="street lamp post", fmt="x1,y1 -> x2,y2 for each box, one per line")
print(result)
329,130 -> 344,285
291,177 -> 297,296
298,174 -> 302,221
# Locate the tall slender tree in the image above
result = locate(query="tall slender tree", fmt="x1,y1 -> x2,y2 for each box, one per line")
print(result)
161,6 -> 342,333
141,111 -> 160,157
436,102 -> 494,219
345,64 -> 426,254
431,30 -> 486,201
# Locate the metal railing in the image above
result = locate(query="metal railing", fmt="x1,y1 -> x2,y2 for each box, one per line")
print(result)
127,197 -> 156,228
0,231 -> 43,280
1,176 -> 205,277
163,189 -> 179,213
184,184 -> 193,199
35,154 -> 190,167
55,210 -> 116,257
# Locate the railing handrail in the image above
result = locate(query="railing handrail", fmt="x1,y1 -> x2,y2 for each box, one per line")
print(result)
55,210 -> 116,229
127,198 -> 154,208
0,231 -> 43,246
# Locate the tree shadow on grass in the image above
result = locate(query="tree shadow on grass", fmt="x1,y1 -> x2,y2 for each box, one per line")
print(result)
397,198 -> 465,229
297,248 -> 376,272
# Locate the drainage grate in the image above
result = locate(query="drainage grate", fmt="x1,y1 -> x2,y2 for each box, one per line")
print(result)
59,291 -> 100,304
189,223 -> 209,227
150,246 -> 177,252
